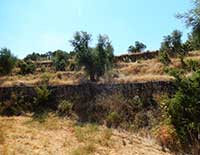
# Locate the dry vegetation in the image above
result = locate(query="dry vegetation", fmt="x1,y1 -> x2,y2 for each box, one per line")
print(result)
0,115 -> 171,155
1,51 -> 200,87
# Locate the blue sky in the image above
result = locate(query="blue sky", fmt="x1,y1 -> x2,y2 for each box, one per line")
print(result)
0,0 -> 192,58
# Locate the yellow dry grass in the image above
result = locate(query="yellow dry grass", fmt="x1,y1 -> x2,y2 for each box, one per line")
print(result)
0,115 -> 171,155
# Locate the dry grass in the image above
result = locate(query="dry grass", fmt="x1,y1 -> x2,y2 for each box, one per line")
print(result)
1,51 -> 200,86
0,115 -> 171,155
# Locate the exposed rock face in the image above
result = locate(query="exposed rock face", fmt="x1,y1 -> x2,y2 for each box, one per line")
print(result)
114,51 -> 159,63
0,81 -> 175,103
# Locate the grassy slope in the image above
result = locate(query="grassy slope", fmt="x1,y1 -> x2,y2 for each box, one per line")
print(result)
0,115 -> 171,155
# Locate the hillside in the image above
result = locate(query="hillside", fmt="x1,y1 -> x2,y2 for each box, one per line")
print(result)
1,51 -> 200,87
0,115 -> 171,155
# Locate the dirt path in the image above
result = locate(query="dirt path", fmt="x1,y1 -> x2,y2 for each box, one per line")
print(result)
0,116 -> 171,155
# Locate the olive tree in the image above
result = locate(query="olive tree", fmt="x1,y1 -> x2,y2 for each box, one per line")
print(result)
128,41 -> 146,53
177,0 -> 200,50
70,31 -> 114,81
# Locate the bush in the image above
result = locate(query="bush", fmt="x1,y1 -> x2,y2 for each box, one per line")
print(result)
57,100 -> 73,116
167,70 -> 200,145
185,59 -> 200,72
106,112 -> 121,128
40,73 -> 51,85
0,92 -> 30,116
18,60 -> 36,75
159,51 -> 171,65
0,48 -> 17,75
155,125 -> 181,152
34,86 -> 50,105
53,50 -> 69,71
134,112 -> 149,129
91,94 -> 146,128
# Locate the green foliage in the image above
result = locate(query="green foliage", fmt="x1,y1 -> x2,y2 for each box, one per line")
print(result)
24,52 -> 51,61
159,51 -> 171,65
128,41 -> 146,53
167,70 -> 200,144
70,31 -> 114,81
53,50 -> 69,71
57,100 -> 73,116
40,73 -> 51,85
0,48 -> 17,75
185,59 -> 200,72
18,60 -> 36,75
177,0 -> 200,50
34,86 -> 50,103
164,67 -> 184,82
106,112 -> 121,128
24,52 -> 40,61
32,86 -> 51,121
160,30 -> 184,56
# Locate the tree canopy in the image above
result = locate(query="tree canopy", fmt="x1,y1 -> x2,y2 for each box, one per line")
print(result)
128,41 -> 146,53
177,0 -> 200,49
70,31 -> 114,81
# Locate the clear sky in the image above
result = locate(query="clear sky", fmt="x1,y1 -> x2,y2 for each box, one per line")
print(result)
0,0 -> 192,58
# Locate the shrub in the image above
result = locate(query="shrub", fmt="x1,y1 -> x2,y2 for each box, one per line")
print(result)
134,112 -> 149,129
57,100 -> 73,116
18,60 -> 36,75
0,92 -> 29,116
167,70 -> 200,145
92,94 -> 145,127
34,86 -> 50,106
40,73 -> 51,85
0,48 -> 17,75
185,59 -> 200,72
155,125 -> 181,152
106,112 -> 121,128
164,67 -> 184,82
33,86 -> 51,117
159,51 -> 171,65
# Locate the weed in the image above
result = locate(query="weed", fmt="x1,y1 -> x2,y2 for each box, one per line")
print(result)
106,112 -> 121,128
57,100 -> 73,116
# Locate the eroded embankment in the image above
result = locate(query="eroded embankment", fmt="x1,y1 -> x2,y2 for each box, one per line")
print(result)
0,81 -> 176,102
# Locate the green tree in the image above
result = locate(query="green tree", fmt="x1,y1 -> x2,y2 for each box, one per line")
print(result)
160,30 -> 184,56
24,52 -> 40,61
177,0 -> 200,49
53,50 -> 69,71
70,31 -> 114,81
0,48 -> 17,75
128,41 -> 146,53
96,35 -> 114,77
